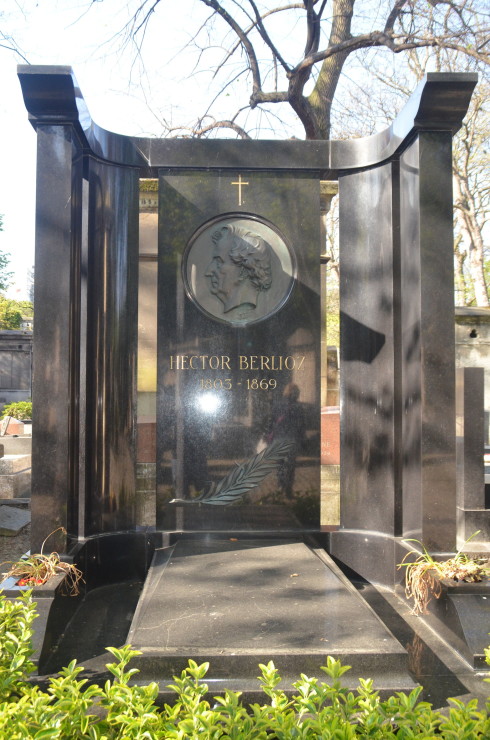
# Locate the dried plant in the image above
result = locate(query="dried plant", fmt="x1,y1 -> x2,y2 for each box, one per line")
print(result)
1,527 -> 83,596
398,532 -> 490,615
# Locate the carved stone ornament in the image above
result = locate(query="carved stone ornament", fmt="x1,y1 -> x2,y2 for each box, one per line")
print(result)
183,215 -> 296,326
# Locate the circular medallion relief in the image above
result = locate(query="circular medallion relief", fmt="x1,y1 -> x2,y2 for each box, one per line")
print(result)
183,215 -> 296,327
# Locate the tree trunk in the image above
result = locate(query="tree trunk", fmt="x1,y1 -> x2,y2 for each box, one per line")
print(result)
454,234 -> 469,305
454,173 -> 489,307
288,0 -> 355,139
307,0 -> 355,139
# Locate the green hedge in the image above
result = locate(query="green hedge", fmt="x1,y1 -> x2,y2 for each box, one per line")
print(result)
1,401 -> 32,420
0,590 -> 489,738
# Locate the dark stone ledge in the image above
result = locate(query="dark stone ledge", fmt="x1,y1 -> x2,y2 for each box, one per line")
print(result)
18,66 -> 476,174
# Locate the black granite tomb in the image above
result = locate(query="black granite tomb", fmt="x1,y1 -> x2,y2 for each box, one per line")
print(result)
17,68 -> 477,573
16,68 -> 485,689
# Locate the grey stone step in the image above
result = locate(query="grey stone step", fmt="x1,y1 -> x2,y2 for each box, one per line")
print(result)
0,505 -> 30,536
0,469 -> 31,498
0,437 -> 32,455
0,498 -> 30,506
0,454 -> 31,474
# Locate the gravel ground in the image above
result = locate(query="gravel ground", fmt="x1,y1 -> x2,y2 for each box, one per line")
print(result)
0,522 -> 31,574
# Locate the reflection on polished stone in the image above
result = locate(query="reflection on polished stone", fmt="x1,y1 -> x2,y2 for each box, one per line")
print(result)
157,172 -> 321,532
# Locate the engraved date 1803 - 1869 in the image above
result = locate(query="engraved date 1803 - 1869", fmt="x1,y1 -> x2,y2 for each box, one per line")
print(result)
199,378 -> 277,391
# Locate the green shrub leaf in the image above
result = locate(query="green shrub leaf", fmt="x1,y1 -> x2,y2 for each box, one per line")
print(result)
0,590 -> 489,737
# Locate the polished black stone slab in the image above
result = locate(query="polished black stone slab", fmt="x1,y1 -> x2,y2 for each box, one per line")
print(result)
398,132 -> 457,552
127,539 -> 415,692
30,125 -> 82,553
331,73 -> 477,170
355,580 -> 480,708
39,581 -> 144,675
26,533 -> 485,706
337,162 -> 396,537
426,586 -> 490,669
84,160 -> 140,536
157,171 -> 321,532
332,126 -> 461,586
33,532 -> 160,674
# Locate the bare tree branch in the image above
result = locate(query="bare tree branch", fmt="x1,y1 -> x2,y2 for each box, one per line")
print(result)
304,0 -> 322,58
0,32 -> 29,64
384,0 -> 409,34
213,4 -> 303,85
294,30 -> 489,75
302,0 -> 355,138
246,0 -> 292,72
132,0 -> 161,38
167,118 -> 252,138
90,0 -> 490,142
199,0 -> 263,97
250,90 -> 290,105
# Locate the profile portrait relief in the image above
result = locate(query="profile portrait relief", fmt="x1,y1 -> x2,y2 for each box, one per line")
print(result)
205,225 -> 273,314
183,215 -> 296,326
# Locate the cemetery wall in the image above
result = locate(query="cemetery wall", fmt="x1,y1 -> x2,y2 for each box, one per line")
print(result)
0,331 -> 32,412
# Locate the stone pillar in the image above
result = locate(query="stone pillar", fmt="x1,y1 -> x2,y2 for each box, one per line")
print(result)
331,161 -> 398,584
398,132 -> 457,552
18,67 -> 141,549
84,161 -> 140,535
330,76 -> 476,585
30,124 -> 83,552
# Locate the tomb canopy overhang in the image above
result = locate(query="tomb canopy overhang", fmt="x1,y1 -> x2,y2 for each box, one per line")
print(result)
17,65 -> 477,175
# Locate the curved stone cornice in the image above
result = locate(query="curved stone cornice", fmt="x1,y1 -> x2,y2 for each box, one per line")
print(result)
17,65 -> 476,174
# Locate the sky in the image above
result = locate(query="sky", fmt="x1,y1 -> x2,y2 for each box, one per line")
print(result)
0,0 -> 411,300
2,0 -> 478,302
0,0 -> 262,299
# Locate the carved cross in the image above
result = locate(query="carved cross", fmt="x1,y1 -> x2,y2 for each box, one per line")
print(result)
231,174 -> 249,206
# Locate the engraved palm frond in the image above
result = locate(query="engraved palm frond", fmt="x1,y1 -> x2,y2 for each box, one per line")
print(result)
170,439 -> 293,506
